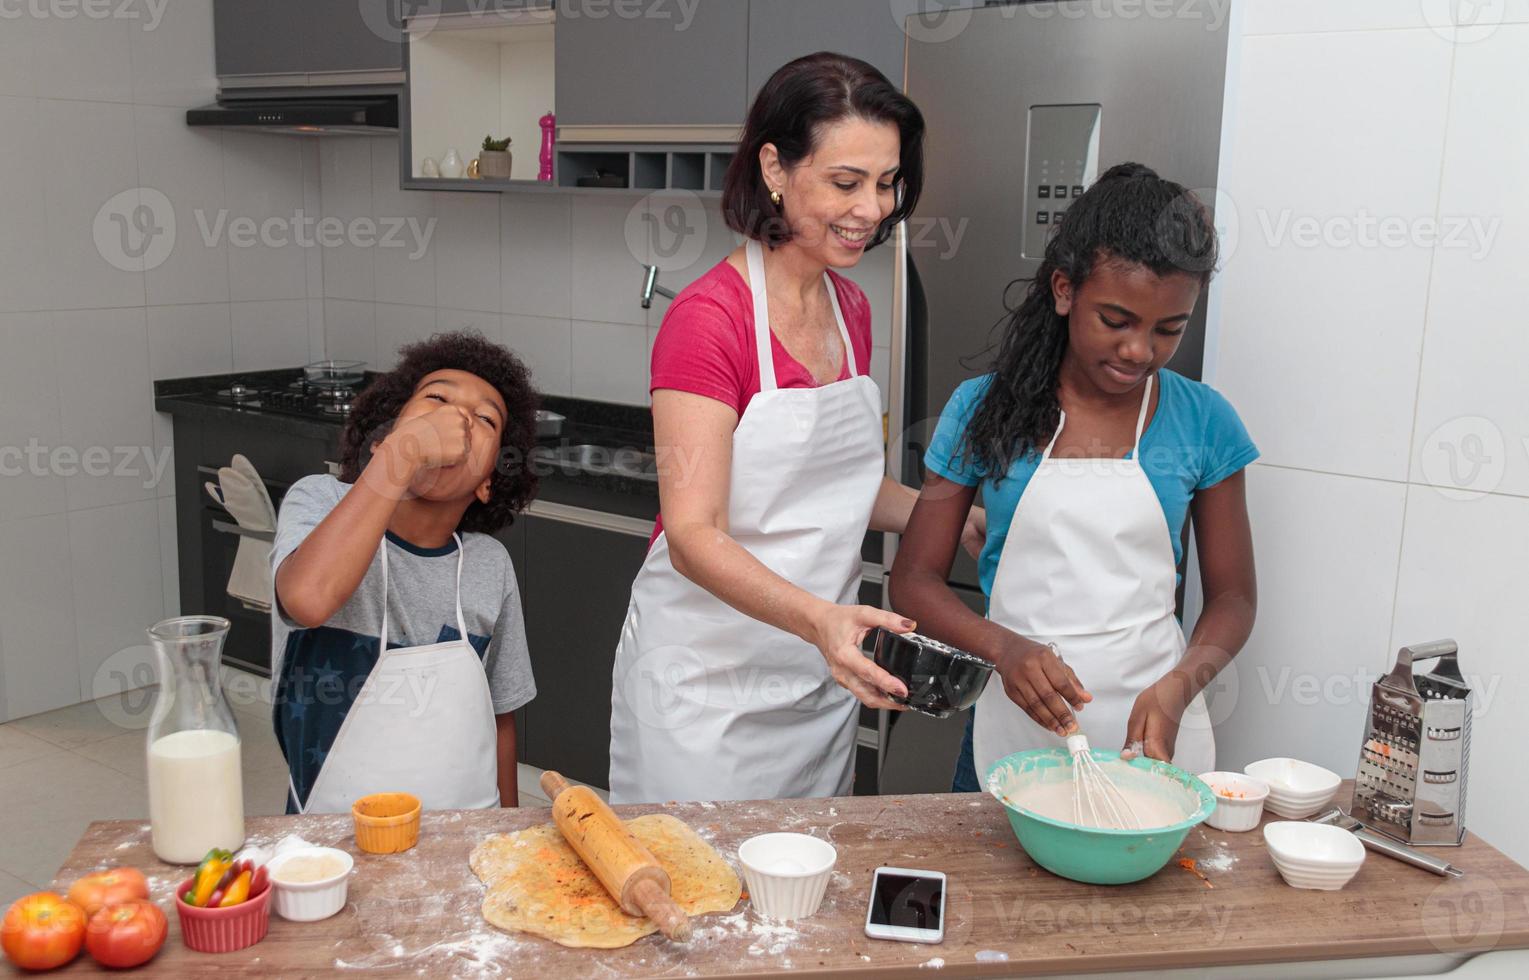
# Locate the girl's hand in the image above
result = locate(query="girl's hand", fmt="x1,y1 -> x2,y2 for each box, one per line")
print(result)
381,405 -> 474,473
994,637 -> 1091,736
960,506 -> 987,560
807,604 -> 915,711
1123,674 -> 1192,762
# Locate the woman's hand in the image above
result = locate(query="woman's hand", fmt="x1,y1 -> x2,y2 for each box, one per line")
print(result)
1122,673 -> 1192,762
960,506 -> 987,560
994,637 -> 1091,737
807,604 -> 916,711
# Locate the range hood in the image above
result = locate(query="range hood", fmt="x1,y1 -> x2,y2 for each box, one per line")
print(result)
185,96 -> 398,137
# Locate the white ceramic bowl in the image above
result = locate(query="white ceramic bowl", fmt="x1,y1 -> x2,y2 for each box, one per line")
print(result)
268,846 -> 354,922
1263,821 -> 1365,891
1244,758 -> 1340,819
737,833 -> 837,921
1199,772 -> 1270,832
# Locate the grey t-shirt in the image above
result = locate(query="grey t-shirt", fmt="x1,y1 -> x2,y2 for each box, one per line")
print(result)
269,474 -> 535,715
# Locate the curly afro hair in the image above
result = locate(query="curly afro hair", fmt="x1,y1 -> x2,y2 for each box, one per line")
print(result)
338,331 -> 539,535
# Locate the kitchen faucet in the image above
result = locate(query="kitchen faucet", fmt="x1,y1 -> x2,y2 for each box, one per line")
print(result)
640,265 -> 677,309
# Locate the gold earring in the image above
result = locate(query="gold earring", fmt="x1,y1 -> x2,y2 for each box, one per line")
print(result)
770,189 -> 783,206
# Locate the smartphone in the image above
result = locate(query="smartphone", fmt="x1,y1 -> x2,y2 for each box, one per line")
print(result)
863,866 -> 946,944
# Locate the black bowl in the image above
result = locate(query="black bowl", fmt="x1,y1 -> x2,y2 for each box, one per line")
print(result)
870,629 -> 995,718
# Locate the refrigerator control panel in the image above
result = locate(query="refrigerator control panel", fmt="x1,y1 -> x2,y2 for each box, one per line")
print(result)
1023,104 -> 1102,259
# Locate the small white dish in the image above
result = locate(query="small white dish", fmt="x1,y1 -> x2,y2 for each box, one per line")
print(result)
737,833 -> 837,921
1244,758 -> 1340,818
1263,821 -> 1365,891
268,846 -> 354,922
1199,771 -> 1269,832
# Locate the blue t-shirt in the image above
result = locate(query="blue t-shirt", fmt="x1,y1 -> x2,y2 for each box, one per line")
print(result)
924,369 -> 1259,596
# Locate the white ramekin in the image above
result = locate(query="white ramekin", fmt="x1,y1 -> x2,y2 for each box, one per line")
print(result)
1244,758 -> 1340,819
1199,771 -> 1270,832
1263,821 -> 1365,891
737,833 -> 837,921
268,846 -> 354,922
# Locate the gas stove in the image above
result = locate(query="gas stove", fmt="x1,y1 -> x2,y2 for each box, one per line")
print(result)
162,367 -> 377,424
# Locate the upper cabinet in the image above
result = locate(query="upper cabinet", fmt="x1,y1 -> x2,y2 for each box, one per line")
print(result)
213,0 -> 406,80
746,0 -> 909,100
554,0 -> 749,138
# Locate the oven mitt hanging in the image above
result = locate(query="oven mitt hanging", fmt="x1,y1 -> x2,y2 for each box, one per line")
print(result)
217,461 -> 277,612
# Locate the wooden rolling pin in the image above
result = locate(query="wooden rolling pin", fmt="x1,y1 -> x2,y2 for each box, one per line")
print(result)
539,771 -> 692,942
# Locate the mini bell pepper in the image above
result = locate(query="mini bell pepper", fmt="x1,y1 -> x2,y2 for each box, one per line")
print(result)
188,849 -> 233,907
218,870 -> 252,908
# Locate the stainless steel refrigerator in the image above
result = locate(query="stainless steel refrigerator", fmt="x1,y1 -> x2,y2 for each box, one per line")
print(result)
877,0 -> 1235,793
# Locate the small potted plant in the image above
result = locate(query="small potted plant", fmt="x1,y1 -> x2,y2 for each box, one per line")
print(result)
479,134 -> 513,179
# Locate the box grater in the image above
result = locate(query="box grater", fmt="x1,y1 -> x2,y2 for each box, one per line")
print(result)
1351,639 -> 1470,846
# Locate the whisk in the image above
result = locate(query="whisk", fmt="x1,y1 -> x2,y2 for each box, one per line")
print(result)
1067,734 -> 1145,830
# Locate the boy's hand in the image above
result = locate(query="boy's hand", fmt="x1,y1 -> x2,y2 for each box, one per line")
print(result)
381,405 -> 474,473
994,637 -> 1091,737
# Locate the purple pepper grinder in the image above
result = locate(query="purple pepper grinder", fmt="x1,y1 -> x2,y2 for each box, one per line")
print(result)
538,111 -> 556,183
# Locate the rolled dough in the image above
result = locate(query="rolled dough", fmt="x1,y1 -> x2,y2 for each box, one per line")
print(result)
470,813 -> 741,948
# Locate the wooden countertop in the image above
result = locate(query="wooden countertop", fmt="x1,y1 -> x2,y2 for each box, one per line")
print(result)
20,788 -> 1529,978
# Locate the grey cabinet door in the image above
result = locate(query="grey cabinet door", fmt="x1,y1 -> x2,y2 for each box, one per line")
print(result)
304,1 -> 406,74
555,0 -> 749,127
214,0 -> 311,76
519,516 -> 649,789
746,0 -> 909,101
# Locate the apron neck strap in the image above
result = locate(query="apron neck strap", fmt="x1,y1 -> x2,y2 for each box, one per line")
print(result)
1039,373 -> 1155,463
744,238 -> 858,393
380,532 -> 468,651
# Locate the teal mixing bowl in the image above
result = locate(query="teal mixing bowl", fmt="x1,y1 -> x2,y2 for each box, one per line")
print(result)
986,748 -> 1216,885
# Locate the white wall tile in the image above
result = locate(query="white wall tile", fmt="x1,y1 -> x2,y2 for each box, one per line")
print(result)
640,195 -> 737,328
370,139 -> 436,308
435,192 -> 502,314
1210,465 -> 1407,775
1212,29 -> 1451,482
67,499 -> 164,703
301,141 -> 325,300
0,313 -> 66,522
51,307 -> 156,512
41,100 -> 146,311
157,495 -> 178,619
128,0 -> 216,108
133,104 -> 229,306
1241,0 -> 1448,35
374,304 -> 439,370
0,97 -> 49,313
569,195 -> 649,327
146,303 -> 233,380
437,308 -> 499,338
222,133 -> 308,302
306,298 -> 326,361
317,137 -> 376,302
31,6 -> 133,103
504,314 -> 572,397
571,320 -> 646,404
1391,487 -> 1529,867
0,8 -> 37,98
322,299 -> 376,366
231,299 -> 310,372
501,193 -> 571,318
0,514 -> 78,720
1410,24 -> 1529,500
150,410 -> 173,500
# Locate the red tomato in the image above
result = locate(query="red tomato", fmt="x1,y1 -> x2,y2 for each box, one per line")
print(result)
1,892 -> 87,971
66,867 -> 150,916
85,899 -> 167,969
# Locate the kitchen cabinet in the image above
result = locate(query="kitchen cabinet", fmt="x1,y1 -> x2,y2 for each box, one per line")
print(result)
554,0 -> 749,133
517,512 -> 650,788
746,0 -> 909,99
213,0 -> 405,79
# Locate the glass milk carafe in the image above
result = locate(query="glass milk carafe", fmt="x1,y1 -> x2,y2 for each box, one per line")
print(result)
146,616 -> 246,864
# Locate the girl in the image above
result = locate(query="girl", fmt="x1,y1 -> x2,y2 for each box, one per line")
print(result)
272,332 -> 540,813
890,163 -> 1257,787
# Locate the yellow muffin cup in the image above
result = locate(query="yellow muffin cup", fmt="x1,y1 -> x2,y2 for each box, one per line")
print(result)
351,792 -> 422,854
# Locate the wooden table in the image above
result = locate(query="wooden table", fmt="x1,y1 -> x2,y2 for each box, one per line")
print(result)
18,788 -> 1529,978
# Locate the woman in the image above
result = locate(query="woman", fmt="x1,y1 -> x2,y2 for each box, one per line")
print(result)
609,53 -> 975,804
890,164 -> 1258,787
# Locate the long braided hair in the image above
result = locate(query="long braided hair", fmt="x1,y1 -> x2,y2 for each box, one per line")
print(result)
957,162 -> 1219,481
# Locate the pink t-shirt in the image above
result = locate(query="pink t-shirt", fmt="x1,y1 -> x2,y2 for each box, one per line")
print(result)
648,257 -> 876,541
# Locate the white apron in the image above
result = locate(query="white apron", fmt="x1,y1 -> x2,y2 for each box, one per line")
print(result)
973,375 -> 1215,779
292,534 -> 500,814
608,239 -> 885,804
